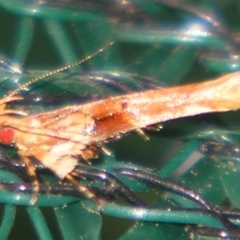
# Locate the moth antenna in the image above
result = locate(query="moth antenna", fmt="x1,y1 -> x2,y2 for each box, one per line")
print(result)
6,41 -> 115,98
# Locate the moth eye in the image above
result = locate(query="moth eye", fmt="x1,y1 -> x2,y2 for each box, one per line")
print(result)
0,128 -> 15,145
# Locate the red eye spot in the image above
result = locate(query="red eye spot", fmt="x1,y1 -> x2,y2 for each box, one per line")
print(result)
0,128 -> 15,145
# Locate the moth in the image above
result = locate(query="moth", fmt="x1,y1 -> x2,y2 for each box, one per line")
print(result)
0,41 -> 240,204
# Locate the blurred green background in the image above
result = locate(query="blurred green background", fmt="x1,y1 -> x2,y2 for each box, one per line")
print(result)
1,1 -> 240,239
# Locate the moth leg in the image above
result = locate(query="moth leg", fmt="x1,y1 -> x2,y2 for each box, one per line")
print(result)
0,96 -> 21,109
135,128 -> 149,140
21,155 -> 39,205
0,96 -> 27,116
66,173 -> 99,203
